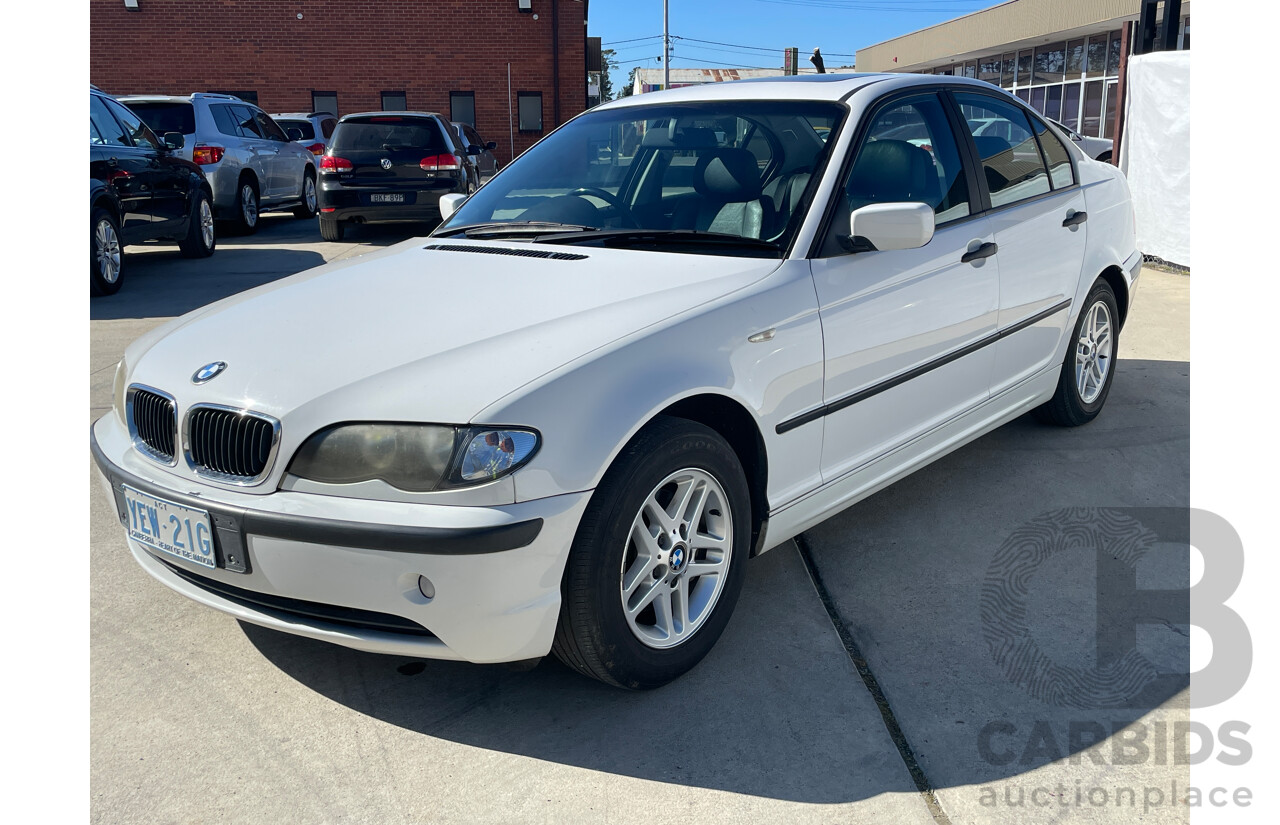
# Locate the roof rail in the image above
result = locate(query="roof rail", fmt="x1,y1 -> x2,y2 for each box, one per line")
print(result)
191,92 -> 241,101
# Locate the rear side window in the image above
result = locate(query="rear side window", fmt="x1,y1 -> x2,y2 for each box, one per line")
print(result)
955,92 -> 1051,208
276,119 -> 315,140
320,118 -> 337,138
122,102 -> 195,136
253,110 -> 288,141
90,96 -> 131,147
331,116 -> 447,152
231,104 -> 264,138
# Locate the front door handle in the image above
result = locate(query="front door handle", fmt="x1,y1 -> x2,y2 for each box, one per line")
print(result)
961,241 -> 998,264
1063,210 -> 1088,227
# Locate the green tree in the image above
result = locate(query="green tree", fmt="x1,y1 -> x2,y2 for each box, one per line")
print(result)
619,66 -> 638,98
600,48 -> 618,100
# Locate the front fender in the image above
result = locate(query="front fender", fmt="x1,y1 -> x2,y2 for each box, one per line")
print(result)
476,259 -> 827,510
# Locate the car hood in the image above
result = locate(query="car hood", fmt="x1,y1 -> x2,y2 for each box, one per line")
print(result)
126,238 -> 779,431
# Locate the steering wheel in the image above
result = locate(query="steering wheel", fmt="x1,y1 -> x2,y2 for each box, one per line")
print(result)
568,187 -> 641,228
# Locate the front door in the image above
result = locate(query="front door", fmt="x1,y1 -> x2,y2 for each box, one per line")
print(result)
809,92 -> 999,482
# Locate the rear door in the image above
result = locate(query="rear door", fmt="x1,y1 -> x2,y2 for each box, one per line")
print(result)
950,92 -> 1087,395
228,104 -> 277,199
328,115 -> 459,201
252,109 -> 297,201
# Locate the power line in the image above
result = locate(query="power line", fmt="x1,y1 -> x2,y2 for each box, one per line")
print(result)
677,36 -> 856,58
602,34 -> 663,45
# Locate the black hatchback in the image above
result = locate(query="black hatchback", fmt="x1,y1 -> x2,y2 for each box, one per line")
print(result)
317,112 -> 472,241
90,87 -> 216,296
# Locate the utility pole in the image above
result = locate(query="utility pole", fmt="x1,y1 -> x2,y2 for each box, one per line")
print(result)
663,0 -> 670,88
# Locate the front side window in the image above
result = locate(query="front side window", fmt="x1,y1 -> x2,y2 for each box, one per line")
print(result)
438,100 -> 846,256
956,93 -> 1051,208
104,98 -> 161,149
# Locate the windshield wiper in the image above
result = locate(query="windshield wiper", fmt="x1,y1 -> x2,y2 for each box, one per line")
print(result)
433,221 -> 599,239
529,228 -> 782,256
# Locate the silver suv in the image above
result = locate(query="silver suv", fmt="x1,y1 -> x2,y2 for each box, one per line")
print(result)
118,93 -> 318,233
271,112 -> 339,158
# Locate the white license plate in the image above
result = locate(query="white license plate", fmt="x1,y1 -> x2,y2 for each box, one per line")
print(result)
371,193 -> 405,203
122,485 -> 216,570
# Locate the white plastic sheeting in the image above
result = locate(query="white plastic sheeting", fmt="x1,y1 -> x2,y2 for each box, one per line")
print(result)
1120,51 -> 1191,268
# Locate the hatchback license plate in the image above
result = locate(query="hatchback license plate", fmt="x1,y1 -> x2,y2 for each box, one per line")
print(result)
370,193 -> 405,203
122,485 -> 216,569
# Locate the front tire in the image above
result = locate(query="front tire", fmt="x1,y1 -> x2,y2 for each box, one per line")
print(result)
178,190 -> 216,258
552,417 -> 751,689
293,171 -> 318,219
90,207 -> 123,296
1035,279 -> 1119,426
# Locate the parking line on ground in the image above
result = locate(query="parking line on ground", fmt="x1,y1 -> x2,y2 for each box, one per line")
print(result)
794,534 -> 954,825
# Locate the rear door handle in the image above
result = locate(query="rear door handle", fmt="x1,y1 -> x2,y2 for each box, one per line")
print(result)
961,241 -> 998,264
1063,210 -> 1088,227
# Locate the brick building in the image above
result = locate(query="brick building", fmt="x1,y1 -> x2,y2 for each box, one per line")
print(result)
90,0 -> 589,164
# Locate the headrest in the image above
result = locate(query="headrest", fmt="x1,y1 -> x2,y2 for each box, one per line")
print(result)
848,139 -> 932,203
695,148 -> 763,200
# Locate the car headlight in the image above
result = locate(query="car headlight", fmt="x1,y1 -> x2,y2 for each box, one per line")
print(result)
287,423 -> 540,492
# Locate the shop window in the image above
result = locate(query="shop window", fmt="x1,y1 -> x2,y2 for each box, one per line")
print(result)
1034,43 -> 1065,84
1061,84 -> 1081,132
1016,50 -> 1033,86
1000,53 -> 1015,88
1064,40 -> 1085,81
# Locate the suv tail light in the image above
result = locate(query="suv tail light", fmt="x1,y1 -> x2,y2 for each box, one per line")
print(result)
192,145 -> 224,165
306,142 -> 325,156
320,156 -> 353,174
420,153 -> 461,172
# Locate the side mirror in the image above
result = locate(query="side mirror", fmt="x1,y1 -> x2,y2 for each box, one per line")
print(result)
466,144 -> 483,156
286,128 -> 304,141
162,132 -> 185,150
485,141 -> 497,151
847,202 -> 934,253
439,192 -> 468,220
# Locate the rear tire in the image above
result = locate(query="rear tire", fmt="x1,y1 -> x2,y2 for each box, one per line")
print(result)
551,417 -> 751,689
178,190 -> 216,258
293,171 -> 318,219
319,217 -> 345,241
1035,279 -> 1119,427
90,207 -> 123,296
233,178 -> 260,235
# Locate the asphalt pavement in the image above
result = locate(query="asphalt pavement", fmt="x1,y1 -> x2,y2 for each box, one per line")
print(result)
90,217 -> 1191,824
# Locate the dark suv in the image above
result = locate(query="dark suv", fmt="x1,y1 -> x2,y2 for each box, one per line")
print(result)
90,87 -> 216,296
317,112 -> 471,241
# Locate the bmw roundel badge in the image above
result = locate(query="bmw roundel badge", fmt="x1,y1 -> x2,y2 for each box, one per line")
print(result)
192,361 -> 228,384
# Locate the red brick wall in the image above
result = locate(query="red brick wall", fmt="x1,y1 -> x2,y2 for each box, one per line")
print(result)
90,0 -> 586,164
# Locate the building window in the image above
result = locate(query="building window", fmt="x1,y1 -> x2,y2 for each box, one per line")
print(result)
1085,36 -> 1107,77
381,91 -> 406,111
450,92 -> 476,126
212,90 -> 258,105
1016,50 -> 1032,85
517,92 -> 542,132
1033,43 -> 1064,84
1000,53 -> 1015,88
312,91 -> 338,116
1064,39 -> 1085,81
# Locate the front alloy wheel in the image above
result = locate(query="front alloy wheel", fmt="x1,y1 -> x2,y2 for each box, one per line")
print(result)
552,417 -> 750,689
621,468 -> 733,649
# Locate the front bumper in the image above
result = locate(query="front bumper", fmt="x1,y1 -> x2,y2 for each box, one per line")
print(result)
91,415 -> 591,663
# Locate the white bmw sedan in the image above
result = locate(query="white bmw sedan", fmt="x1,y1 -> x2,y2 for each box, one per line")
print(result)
92,74 -> 1140,689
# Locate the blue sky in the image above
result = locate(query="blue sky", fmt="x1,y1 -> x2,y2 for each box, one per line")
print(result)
591,0 -> 993,75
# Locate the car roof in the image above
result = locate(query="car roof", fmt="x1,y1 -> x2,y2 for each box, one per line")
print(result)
116,93 -> 250,104
596,73 -> 1011,109
272,112 -> 334,120
339,111 -> 444,121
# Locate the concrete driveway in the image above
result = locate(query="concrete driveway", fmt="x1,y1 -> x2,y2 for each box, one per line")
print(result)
90,220 -> 1190,824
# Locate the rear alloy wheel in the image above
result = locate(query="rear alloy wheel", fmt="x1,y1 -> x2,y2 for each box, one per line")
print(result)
179,190 -> 216,258
1035,279 -> 1119,426
234,179 -> 260,234
319,217 -> 345,242
552,417 -> 750,689
90,207 -> 123,296
293,172 -> 318,219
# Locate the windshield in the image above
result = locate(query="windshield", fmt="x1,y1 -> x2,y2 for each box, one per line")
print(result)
437,100 -> 846,254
